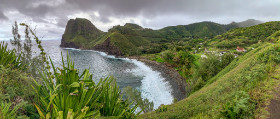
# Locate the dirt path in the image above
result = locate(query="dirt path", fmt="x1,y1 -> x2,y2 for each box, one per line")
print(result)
267,66 -> 280,119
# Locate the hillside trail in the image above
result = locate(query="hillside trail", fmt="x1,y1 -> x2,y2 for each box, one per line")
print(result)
267,65 -> 280,119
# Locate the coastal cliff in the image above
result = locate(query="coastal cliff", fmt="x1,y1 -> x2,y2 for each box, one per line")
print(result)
60,18 -> 103,48
61,18 -> 254,56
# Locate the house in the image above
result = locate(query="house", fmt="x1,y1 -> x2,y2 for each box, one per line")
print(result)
201,54 -> 207,59
219,51 -> 227,56
236,46 -> 245,52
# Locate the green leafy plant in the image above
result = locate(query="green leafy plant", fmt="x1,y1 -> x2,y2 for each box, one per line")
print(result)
0,101 -> 27,119
220,91 -> 255,119
155,104 -> 167,113
32,54 -> 138,118
0,42 -> 23,69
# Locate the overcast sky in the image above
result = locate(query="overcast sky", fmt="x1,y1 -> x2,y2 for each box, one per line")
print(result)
0,0 -> 279,40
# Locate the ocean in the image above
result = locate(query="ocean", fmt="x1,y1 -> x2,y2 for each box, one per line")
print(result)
3,39 -> 174,109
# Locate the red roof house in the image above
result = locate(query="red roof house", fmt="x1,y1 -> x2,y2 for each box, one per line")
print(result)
236,46 -> 245,52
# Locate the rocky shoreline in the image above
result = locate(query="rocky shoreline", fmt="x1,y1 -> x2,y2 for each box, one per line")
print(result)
128,56 -> 187,101
60,44 -> 187,101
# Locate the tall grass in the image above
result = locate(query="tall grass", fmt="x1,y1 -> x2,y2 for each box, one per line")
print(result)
0,101 -> 27,119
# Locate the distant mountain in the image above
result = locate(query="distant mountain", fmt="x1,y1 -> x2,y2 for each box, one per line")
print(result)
222,19 -> 263,31
210,21 -> 280,48
236,19 -> 263,27
60,18 -> 265,56
123,23 -> 143,30
160,21 -> 227,39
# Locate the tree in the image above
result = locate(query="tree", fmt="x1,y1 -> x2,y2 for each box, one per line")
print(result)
198,54 -> 222,81
10,21 -> 22,53
23,26 -> 32,61
221,53 -> 235,68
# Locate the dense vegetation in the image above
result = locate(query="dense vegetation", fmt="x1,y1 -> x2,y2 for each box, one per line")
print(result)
140,41 -> 280,118
210,21 -> 280,48
138,21 -> 280,118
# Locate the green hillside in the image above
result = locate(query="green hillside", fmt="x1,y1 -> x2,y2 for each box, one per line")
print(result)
62,18 -> 241,56
60,18 -> 267,56
140,41 -> 280,118
108,32 -> 140,56
210,21 -> 280,48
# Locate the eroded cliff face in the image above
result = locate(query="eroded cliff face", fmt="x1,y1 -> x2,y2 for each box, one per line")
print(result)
60,18 -> 103,48
93,38 -> 123,56
60,34 -> 80,48
60,18 -> 126,56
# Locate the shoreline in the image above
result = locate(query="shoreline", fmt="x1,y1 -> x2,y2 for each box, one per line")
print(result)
128,56 -> 187,101
61,45 -> 187,101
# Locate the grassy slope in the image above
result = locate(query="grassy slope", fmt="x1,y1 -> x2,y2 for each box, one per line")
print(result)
109,32 -> 139,56
210,21 -> 280,48
139,42 -> 280,118
84,21 -> 232,55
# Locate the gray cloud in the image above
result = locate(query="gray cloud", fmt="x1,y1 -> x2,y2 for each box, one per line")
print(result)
0,12 -> 8,20
1,0 -> 280,23
63,0 -> 280,21
0,0 -> 279,40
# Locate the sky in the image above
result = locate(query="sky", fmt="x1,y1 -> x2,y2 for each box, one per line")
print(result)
0,0 -> 279,40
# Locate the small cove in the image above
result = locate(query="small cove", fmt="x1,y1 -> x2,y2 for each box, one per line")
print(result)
5,40 -> 174,109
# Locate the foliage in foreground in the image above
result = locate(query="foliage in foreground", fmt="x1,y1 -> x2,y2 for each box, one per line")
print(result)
0,101 -> 27,119
0,42 -> 23,69
33,54 -> 140,118
0,43 -> 39,118
220,91 -> 255,118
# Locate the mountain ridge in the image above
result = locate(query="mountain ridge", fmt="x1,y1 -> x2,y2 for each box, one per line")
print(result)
60,18 -> 262,56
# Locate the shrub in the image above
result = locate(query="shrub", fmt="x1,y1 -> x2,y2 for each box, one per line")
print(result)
160,50 -> 174,63
220,91 -> 255,119
221,53 -> 235,68
155,105 -> 167,113
124,86 -> 154,113
0,42 -> 23,69
0,43 -> 38,118
0,101 -> 27,119
197,54 -> 222,81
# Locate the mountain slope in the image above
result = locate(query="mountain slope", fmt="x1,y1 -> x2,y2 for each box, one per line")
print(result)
61,18 -> 242,56
139,42 -> 280,118
210,21 -> 280,48
160,21 -> 227,39
60,18 -> 104,48
92,32 -> 139,56
236,19 -> 263,27
60,18 -> 267,56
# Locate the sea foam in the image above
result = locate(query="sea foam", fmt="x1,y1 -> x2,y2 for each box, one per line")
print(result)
63,48 -> 174,109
